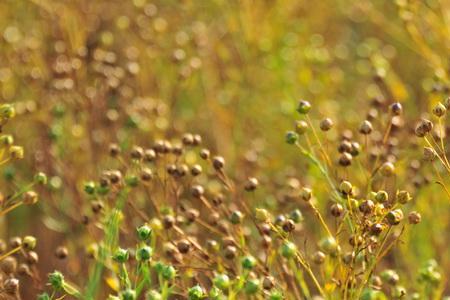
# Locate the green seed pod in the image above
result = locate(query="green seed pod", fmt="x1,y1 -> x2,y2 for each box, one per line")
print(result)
208,287 -> 223,300
137,224 -> 152,241
84,181 -> 96,195
125,175 -> 139,187
230,210 -> 244,224
0,135 -> 14,146
9,146 -> 24,159
48,271 -> 65,290
23,236 -> 37,250
269,290 -> 284,300
396,190 -> 411,205
280,241 -> 296,259
385,209 -> 404,225
255,208 -> 270,222
318,236 -> 339,256
289,209 -> 303,223
37,293 -> 51,300
34,172 -> 48,185
380,269 -> 399,285
285,131 -> 298,145
0,104 -> 16,120
146,290 -> 162,300
244,278 -> 260,295
295,120 -> 308,134
339,181 -> 353,195
161,265 -> 176,280
213,274 -> 230,291
113,248 -> 129,263
392,286 -> 406,298
120,289 -> 136,300
360,288 -> 387,300
188,285 -> 205,300
380,162 -> 395,177
241,255 -> 257,270
375,191 -> 388,203
136,246 -> 153,261
297,100 -> 311,114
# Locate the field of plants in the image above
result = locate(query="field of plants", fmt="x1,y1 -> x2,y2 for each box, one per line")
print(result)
0,0 -> 450,299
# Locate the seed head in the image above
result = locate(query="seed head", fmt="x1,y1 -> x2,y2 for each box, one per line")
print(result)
423,147 -> 437,161
380,162 -> 395,177
359,120 -> 373,135
320,118 -> 334,131
199,148 -> 210,160
295,120 -> 308,134
408,211 -> 421,224
415,119 -> 433,137
338,152 -> 352,167
390,102 -> 403,115
212,156 -> 225,170
297,100 -> 311,114
330,203 -> 344,217
244,177 -> 259,191
300,187 -> 312,201
386,209 -> 404,225
285,131 -> 298,144
23,191 -> 38,205
432,102 -> 446,117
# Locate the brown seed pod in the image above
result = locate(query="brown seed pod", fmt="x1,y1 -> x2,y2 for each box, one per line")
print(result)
162,215 -> 175,229
244,177 -> 259,191
191,164 -> 202,176
359,120 -> 373,135
23,191 -> 38,205
212,156 -> 225,170
9,237 -> 22,248
0,257 -> 17,275
109,170 -> 122,184
91,200 -> 104,214
338,140 -> 352,153
338,152 -> 352,167
182,133 -> 194,146
312,251 -> 326,264
17,264 -> 30,276
282,219 -> 295,233
109,143 -> 121,157
140,168 -> 153,181
263,276 -> 275,290
200,149 -> 210,160
359,200 -> 375,214
185,209 -> 200,223
408,211 -> 421,225
390,102 -> 403,115
3,278 -> 19,295
193,134 -> 202,146
223,245 -> 237,259
369,223 -> 383,236
191,185 -> 205,198
130,146 -> 144,160
330,203 -> 344,217
144,149 -> 157,162
55,246 -> 69,259
26,251 -> 39,265
177,239 -> 191,254
320,118 -> 334,131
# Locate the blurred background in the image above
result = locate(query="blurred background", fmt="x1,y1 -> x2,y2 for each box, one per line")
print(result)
1,0 -> 449,297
